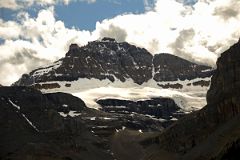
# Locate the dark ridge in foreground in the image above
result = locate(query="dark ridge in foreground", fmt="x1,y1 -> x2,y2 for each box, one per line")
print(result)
0,86 -> 184,160
0,86 -> 112,160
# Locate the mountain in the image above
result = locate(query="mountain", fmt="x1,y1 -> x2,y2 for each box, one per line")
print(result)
14,38 -> 212,87
111,40 -> 240,160
13,38 -> 214,111
1,38 -> 240,160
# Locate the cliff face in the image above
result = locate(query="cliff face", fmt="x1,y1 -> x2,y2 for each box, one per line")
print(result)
207,40 -> 240,120
152,40 -> 240,159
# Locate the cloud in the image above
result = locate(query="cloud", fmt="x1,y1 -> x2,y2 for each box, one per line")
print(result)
99,24 -> 127,42
169,28 -> 196,60
93,0 -> 240,66
213,0 -> 240,21
0,7 -> 93,85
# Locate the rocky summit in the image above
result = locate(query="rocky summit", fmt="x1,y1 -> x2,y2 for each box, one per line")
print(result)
14,37 -> 213,87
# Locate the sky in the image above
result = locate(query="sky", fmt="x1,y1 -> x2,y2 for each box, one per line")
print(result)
0,0 -> 240,85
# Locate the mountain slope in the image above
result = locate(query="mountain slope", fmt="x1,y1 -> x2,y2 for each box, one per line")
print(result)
111,40 -> 240,160
150,40 -> 240,160
0,86 -> 116,160
13,38 -> 213,111
14,38 -> 212,87
1,86 -> 184,160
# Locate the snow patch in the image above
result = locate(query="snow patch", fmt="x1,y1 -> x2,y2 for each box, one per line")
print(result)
40,77 -> 211,111
90,117 -> 96,121
58,111 -> 81,117
21,113 -> 39,132
62,104 -> 68,108
8,99 -> 39,132
32,60 -> 62,77
8,99 -> 20,110
201,69 -> 213,73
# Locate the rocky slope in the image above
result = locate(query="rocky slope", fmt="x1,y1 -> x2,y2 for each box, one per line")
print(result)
0,86 -> 113,160
0,86 -> 183,160
97,98 -> 184,120
12,38 -> 214,113
111,40 -> 240,160
14,38 -> 213,88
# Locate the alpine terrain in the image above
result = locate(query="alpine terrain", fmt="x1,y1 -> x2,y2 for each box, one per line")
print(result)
1,38 -> 240,160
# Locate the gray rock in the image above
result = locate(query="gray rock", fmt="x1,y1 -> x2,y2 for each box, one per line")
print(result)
13,38 -> 213,87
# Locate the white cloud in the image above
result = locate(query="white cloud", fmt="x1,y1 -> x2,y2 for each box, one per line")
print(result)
93,0 -> 240,66
0,0 -> 240,86
0,7 -> 93,85
0,0 -> 19,10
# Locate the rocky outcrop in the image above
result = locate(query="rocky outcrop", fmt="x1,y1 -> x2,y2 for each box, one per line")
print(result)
207,40 -> 240,118
192,80 -> 210,87
32,83 -> 61,90
13,38 -> 213,87
153,54 -> 212,81
157,83 -> 183,89
97,98 -> 183,120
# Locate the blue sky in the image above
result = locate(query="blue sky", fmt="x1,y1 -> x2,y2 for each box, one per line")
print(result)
1,0 -> 147,31
1,0 -> 198,31
55,0 -> 146,30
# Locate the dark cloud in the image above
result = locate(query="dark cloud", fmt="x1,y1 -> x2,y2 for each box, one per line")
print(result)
169,28 -> 195,60
214,0 -> 240,21
207,43 -> 222,53
0,48 -> 50,73
169,28 -> 223,66
99,24 -> 127,42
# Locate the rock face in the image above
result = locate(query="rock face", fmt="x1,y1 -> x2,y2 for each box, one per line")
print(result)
0,86 -> 114,160
0,86 -> 179,160
207,40 -> 240,119
153,54 -> 212,81
118,40 -> 240,160
97,98 -> 183,120
14,38 -> 213,87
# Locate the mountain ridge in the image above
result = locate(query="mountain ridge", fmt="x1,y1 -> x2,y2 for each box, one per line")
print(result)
13,38 -> 213,87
